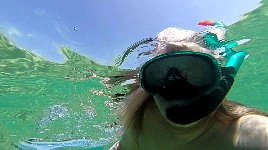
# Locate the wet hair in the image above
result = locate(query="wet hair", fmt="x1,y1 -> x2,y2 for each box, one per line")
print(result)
216,100 -> 268,124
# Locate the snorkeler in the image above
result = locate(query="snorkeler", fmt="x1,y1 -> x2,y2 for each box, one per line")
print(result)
109,21 -> 268,150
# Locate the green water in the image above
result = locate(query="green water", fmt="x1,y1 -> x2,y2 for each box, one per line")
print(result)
1,0 -> 268,149
0,35 -> 128,149
225,0 -> 268,111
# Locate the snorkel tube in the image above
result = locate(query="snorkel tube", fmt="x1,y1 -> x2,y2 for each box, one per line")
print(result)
225,51 -> 248,77
219,39 -> 250,77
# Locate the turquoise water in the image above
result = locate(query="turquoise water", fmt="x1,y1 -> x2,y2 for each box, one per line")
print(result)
0,40 -> 127,149
1,1 -> 268,150
225,1 -> 268,110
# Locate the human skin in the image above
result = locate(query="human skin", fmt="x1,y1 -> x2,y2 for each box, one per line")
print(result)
116,99 -> 268,150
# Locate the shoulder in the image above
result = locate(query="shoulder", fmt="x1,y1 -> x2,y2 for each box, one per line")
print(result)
234,114 -> 268,149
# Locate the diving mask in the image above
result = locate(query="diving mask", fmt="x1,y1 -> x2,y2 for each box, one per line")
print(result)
139,51 -> 235,100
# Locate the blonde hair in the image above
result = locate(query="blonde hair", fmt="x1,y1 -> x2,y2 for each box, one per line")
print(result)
153,27 -> 222,59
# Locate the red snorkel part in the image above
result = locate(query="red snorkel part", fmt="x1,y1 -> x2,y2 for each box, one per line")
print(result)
198,20 -> 215,26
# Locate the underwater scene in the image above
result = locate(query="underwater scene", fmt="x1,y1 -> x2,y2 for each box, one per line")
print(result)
1,0 -> 268,149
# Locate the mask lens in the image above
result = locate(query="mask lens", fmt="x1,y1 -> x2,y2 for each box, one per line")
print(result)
140,52 -> 220,96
